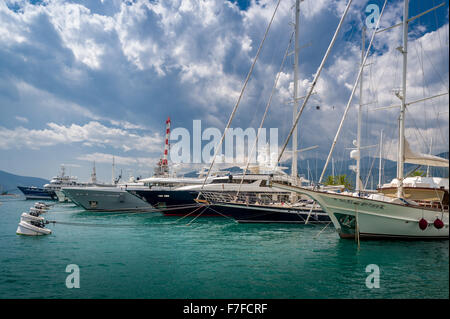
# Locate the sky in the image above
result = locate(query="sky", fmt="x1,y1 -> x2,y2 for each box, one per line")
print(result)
0,0 -> 448,183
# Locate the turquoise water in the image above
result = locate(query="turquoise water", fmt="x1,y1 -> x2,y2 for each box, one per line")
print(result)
0,196 -> 448,299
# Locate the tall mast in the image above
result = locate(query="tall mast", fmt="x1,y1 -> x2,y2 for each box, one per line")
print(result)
332,157 -> 335,179
378,129 -> 383,187
307,160 -> 310,183
356,27 -> 365,192
163,117 -> 171,175
112,156 -> 115,184
91,161 -> 97,184
426,136 -> 433,177
292,0 -> 301,180
397,0 -> 409,198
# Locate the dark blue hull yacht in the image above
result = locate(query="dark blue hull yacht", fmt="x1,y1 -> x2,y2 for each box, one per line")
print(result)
17,186 -> 57,200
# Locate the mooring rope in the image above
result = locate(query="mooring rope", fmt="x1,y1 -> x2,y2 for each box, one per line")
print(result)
313,221 -> 332,239
46,220 -> 164,228
170,204 -> 208,224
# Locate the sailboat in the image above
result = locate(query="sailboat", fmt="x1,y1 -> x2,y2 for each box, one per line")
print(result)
193,0 -> 357,223
273,0 -> 449,239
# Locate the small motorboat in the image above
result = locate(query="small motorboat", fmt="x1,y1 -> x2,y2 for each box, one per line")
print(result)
16,220 -> 52,236
29,207 -> 47,214
34,202 -> 50,210
20,212 -> 45,223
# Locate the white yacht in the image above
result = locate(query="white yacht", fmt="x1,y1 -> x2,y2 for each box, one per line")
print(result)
62,175 -> 208,212
45,164 -> 112,202
43,165 -> 80,202
62,176 -> 151,212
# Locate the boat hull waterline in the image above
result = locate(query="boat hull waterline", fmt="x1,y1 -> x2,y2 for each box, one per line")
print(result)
130,189 -> 330,223
207,202 -> 330,223
273,183 -> 449,240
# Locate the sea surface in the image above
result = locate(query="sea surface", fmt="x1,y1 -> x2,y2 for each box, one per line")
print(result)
0,196 -> 448,299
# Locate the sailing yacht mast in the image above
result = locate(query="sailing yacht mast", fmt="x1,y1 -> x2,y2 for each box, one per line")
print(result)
397,0 -> 409,198
378,129 -> 383,187
356,27 -> 366,192
112,156 -> 115,185
426,137 -> 433,177
292,0 -> 301,181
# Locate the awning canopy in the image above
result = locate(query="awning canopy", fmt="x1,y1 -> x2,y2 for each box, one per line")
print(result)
404,139 -> 449,167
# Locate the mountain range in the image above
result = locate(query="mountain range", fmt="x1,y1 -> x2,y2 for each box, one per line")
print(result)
0,170 -> 49,194
1,151 -> 447,192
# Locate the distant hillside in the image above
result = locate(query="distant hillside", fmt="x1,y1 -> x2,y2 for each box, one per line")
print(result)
0,170 -> 49,194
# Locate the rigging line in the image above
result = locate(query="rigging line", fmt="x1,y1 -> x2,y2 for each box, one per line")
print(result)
405,106 -> 433,154
318,0 -> 388,184
422,39 -> 449,93
431,0 -> 446,71
363,145 -> 378,190
248,33 -> 280,135
313,221 -> 332,239
236,31 -> 295,197
47,220 -> 170,228
186,206 -> 208,226
196,0 -> 282,199
275,0 -> 354,167
416,38 -> 448,145
417,39 -> 429,145
170,204 -> 207,224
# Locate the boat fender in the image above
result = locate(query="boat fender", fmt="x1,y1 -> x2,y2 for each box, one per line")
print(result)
433,218 -> 444,229
418,218 -> 428,231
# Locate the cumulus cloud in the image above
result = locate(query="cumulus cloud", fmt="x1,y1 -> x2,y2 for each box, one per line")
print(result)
77,152 -> 157,167
0,121 -> 162,151
0,0 -> 448,179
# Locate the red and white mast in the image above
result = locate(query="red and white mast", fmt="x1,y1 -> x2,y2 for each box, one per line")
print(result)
163,116 -> 171,167
156,117 -> 171,176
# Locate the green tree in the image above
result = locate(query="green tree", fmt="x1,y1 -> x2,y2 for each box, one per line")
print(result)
410,170 -> 425,177
324,175 -> 336,186
324,174 -> 353,190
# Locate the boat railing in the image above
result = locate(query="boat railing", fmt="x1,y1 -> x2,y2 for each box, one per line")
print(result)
199,191 -> 302,208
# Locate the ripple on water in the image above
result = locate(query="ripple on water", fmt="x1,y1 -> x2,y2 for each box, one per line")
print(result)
0,200 -> 448,298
